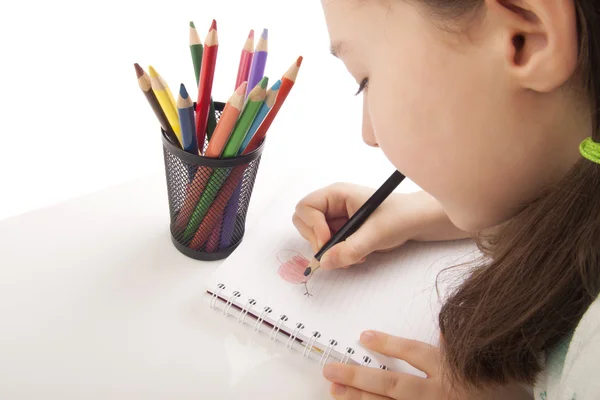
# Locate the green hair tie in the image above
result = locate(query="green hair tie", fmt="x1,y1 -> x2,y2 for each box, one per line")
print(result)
580,137 -> 600,165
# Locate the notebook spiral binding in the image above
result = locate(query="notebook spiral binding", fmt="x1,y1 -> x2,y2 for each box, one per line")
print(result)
208,282 -> 389,369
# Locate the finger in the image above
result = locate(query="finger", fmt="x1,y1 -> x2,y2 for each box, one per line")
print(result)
324,364 -> 425,399
330,383 -> 392,400
328,216 -> 349,234
360,331 -> 440,376
320,229 -> 377,270
292,214 -> 321,253
294,205 -> 332,249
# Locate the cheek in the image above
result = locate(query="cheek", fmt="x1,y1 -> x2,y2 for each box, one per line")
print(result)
364,47 -> 531,230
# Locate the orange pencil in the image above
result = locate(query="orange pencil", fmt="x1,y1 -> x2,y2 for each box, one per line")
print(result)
173,81 -> 245,233
189,166 -> 245,250
195,19 -> 219,151
205,82 -> 247,158
243,56 -> 302,154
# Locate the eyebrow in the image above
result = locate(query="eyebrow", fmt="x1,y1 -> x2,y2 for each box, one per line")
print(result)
329,41 -> 346,58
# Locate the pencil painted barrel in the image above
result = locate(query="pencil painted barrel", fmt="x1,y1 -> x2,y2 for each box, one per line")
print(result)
161,101 -> 265,261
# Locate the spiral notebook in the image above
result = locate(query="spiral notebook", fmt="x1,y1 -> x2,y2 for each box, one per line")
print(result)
206,175 -> 480,373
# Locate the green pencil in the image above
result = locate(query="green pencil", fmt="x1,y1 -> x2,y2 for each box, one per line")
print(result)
182,77 -> 269,241
190,21 -> 217,142
222,77 -> 269,158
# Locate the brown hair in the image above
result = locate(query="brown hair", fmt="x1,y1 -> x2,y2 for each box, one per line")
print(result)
427,0 -> 600,390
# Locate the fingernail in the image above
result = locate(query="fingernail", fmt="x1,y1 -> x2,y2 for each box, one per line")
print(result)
331,384 -> 347,396
360,331 -> 376,343
323,364 -> 339,380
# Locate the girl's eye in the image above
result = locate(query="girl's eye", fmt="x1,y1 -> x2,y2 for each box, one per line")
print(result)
355,78 -> 369,96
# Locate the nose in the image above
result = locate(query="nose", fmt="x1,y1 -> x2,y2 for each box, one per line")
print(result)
362,95 -> 378,147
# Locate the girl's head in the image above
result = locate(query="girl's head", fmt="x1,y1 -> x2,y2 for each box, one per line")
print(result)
322,0 -> 590,231
322,0 -> 600,390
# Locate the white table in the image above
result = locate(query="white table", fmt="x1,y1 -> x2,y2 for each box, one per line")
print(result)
0,170 -> 343,399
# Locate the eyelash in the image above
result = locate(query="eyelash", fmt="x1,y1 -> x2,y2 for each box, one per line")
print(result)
355,78 -> 369,96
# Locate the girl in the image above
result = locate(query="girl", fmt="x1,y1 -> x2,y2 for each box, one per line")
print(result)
293,0 -> 600,399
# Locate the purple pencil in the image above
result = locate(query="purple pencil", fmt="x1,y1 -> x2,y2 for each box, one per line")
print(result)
219,182 -> 243,249
245,28 -> 268,98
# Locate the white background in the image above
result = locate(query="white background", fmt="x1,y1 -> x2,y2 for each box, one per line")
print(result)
0,0 -> 411,221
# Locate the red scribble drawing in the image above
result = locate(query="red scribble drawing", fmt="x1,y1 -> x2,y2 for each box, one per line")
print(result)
276,249 -> 313,296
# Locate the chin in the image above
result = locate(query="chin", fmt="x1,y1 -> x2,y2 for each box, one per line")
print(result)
445,207 -> 501,234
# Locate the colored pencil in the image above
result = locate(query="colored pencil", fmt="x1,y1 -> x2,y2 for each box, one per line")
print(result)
235,30 -> 254,89
245,28 -> 268,97
218,180 -> 243,249
177,83 -> 198,154
149,65 -> 182,147
173,166 -> 212,235
243,56 -> 303,154
303,171 -> 406,276
205,218 -> 223,252
189,166 -> 245,250
205,82 -> 247,158
182,169 -> 230,241
190,21 -> 218,142
238,79 -> 281,154
189,21 -> 204,84
182,76 -> 266,242
134,63 -> 179,147
195,19 -> 219,152
222,77 -> 269,158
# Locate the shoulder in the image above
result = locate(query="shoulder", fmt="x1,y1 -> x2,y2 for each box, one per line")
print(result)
558,295 -> 600,399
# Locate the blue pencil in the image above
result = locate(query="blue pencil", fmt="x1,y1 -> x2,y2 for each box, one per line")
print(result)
238,80 -> 281,155
177,83 -> 198,155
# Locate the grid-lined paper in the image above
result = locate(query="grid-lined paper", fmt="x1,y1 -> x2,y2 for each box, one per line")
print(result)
208,178 -> 480,372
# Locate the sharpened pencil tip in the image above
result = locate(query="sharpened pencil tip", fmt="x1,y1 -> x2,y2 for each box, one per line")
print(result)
210,19 -> 217,31
236,81 -> 248,95
148,65 -> 158,77
260,28 -> 268,40
248,29 -> 254,39
190,21 -> 195,28
271,80 -> 282,91
303,267 -> 311,277
259,76 -> 269,89
134,63 -> 144,78
296,56 -> 303,67
179,83 -> 189,99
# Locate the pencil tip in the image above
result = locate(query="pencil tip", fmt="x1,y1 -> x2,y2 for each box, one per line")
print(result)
236,81 -> 248,95
261,28 -> 268,40
303,267 -> 311,277
148,65 -> 157,77
210,19 -> 217,31
179,83 -> 188,99
248,29 -> 254,39
134,63 -> 144,78
296,56 -> 303,67
190,21 -> 195,28
271,80 -> 282,90
259,76 -> 269,89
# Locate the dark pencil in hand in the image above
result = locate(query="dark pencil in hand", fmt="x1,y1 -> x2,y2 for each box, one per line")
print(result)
303,170 -> 406,276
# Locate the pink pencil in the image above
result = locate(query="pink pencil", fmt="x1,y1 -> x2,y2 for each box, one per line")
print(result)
235,30 -> 254,89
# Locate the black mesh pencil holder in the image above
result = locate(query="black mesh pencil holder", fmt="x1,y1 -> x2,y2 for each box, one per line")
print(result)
161,102 -> 265,261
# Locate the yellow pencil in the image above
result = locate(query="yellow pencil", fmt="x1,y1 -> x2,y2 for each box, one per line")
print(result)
149,65 -> 182,146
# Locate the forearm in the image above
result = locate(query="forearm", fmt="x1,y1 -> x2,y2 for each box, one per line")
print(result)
401,191 -> 471,242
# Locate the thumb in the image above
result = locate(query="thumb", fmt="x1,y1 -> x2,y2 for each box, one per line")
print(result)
320,227 -> 378,270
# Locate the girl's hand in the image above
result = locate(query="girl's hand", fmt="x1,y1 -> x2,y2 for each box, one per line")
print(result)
322,330 -> 471,400
293,184 -> 468,270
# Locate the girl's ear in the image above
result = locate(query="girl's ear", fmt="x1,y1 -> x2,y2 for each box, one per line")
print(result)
485,0 -> 579,92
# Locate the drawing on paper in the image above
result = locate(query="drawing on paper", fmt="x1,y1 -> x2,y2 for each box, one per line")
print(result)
276,249 -> 313,296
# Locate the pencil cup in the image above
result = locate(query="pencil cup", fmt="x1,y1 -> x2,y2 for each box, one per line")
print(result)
161,102 -> 265,261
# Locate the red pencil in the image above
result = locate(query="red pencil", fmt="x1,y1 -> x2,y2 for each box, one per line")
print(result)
195,19 -> 219,151
243,56 -> 302,154
235,30 -> 254,89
